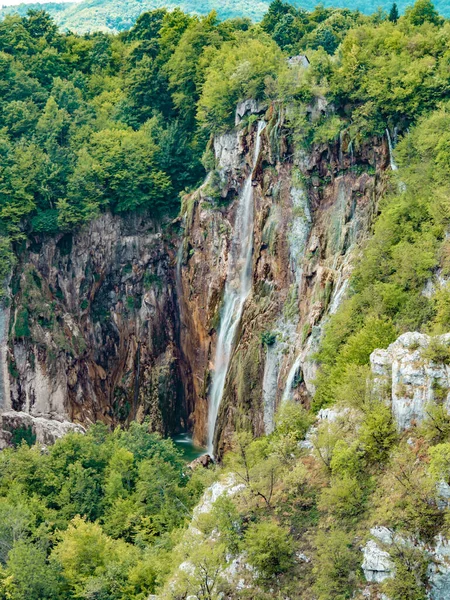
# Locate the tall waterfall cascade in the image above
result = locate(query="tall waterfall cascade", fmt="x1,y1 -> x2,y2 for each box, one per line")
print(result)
207,121 -> 266,455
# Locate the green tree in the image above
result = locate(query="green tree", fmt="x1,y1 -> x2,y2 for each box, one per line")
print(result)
166,12 -> 224,126
313,529 -> 359,600
244,519 -> 294,580
65,122 -> 173,219
198,33 -> 285,131
389,3 -> 400,22
407,0 -> 441,25
7,541 -> 66,600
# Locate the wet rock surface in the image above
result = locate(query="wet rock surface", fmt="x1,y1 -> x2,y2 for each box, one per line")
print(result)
5,211 -> 190,436
180,105 -> 389,453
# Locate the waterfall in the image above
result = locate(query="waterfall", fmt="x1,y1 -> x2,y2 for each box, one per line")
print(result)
207,121 -> 266,455
261,185 -> 312,428
386,128 -> 398,171
282,352 -> 302,402
0,300 -> 10,410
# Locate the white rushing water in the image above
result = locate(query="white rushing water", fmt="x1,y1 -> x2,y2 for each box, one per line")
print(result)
0,301 -> 10,410
282,352 -> 302,402
386,128 -> 398,171
207,121 -> 266,455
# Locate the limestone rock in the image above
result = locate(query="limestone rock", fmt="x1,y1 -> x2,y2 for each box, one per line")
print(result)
188,454 -> 213,470
234,99 -> 267,126
370,332 -> 450,430
0,410 -> 84,448
214,131 -> 242,172
8,211 -> 188,435
362,526 -> 450,600
429,535 -> 450,600
362,540 -> 394,583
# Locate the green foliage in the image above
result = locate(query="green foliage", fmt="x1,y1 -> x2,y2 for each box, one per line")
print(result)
274,400 -> 313,441
358,402 -> 398,463
312,115 -> 344,145
429,443 -> 450,483
7,540 -> 66,600
313,529 -> 359,600
389,2 -> 400,21
10,426 -> 36,448
261,330 -> 276,346
197,32 -> 285,131
0,422 -> 209,599
421,403 -> 450,444
14,308 -> 30,339
406,0 -> 442,25
244,519 -> 294,579
382,546 -> 428,600
422,337 -> 450,365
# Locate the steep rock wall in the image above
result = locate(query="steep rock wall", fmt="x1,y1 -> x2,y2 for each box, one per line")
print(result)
0,102 -> 394,449
371,332 -> 450,430
4,212 -> 190,435
179,103 -> 391,454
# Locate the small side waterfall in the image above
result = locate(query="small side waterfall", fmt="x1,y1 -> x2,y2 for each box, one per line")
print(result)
207,121 -> 266,455
175,230 -> 184,312
386,128 -> 398,171
0,300 -> 10,410
261,186 -> 312,427
282,352 -> 302,402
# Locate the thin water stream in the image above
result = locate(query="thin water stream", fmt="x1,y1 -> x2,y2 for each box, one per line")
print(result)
386,128 -> 398,171
207,121 -> 266,455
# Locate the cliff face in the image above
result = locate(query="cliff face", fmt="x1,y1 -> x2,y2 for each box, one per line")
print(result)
179,102 -> 390,454
1,101 -> 392,449
4,212 -> 190,436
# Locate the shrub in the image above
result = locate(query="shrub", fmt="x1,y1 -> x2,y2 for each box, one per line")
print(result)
14,308 -> 31,339
261,331 -> 276,346
313,529 -> 359,600
422,338 -> 450,365
244,519 -> 294,580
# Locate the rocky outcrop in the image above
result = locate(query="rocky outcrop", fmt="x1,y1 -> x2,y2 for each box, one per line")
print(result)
5,212 -> 190,436
371,332 -> 450,430
362,527 -> 395,584
0,410 -> 84,449
362,527 -> 450,600
179,103 -> 390,453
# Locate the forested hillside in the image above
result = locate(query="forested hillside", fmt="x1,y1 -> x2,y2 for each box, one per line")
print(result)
0,1 -> 402,282
2,0 -> 450,33
3,1 -> 450,599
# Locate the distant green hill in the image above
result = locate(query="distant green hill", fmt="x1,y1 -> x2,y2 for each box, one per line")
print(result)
0,2 -> 74,21
2,0 -> 450,33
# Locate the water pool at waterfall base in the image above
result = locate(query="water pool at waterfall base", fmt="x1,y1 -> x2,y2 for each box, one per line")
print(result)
172,432 -> 206,462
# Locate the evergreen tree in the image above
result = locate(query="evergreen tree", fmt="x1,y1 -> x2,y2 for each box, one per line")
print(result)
389,2 -> 399,21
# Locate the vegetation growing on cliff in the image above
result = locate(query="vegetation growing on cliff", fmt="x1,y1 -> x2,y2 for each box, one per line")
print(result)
5,0 -> 450,598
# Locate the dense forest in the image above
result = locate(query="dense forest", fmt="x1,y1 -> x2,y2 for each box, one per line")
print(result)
4,0 -> 450,598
